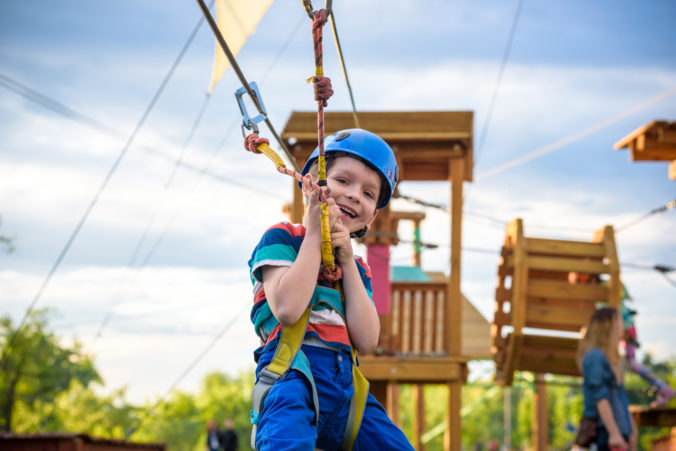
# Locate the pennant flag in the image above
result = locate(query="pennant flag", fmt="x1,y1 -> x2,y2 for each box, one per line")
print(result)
208,0 -> 275,93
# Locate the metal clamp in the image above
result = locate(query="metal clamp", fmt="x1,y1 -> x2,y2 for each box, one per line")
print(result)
301,0 -> 332,19
235,81 -> 267,137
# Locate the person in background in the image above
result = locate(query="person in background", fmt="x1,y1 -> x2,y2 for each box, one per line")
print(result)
219,418 -> 238,451
206,419 -> 221,451
569,272 -> 675,408
577,306 -> 637,451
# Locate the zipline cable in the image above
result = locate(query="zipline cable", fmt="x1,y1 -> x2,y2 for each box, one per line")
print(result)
328,10 -> 360,128
86,94 -> 214,352
125,301 -> 250,439
0,8 -> 210,367
474,0 -> 524,167
195,0 -> 299,172
476,86 -> 676,180
616,198 -> 676,233
0,72 -> 282,197
87,15 -> 307,350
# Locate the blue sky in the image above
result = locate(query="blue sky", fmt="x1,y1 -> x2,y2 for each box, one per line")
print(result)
1,0 -> 675,404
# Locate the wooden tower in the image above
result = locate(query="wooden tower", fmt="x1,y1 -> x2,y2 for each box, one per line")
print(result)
492,218 -> 622,450
281,111 -> 477,451
492,218 -> 622,386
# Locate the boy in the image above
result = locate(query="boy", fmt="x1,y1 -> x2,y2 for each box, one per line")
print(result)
248,129 -> 413,450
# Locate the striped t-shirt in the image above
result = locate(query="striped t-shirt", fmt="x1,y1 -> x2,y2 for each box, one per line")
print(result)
248,222 -> 373,357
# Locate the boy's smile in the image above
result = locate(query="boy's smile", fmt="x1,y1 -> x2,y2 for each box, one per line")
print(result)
326,156 -> 380,233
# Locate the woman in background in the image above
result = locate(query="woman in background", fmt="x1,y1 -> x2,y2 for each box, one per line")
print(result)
577,307 -> 637,451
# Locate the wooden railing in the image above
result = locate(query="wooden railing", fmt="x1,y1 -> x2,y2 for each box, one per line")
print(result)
378,281 -> 448,356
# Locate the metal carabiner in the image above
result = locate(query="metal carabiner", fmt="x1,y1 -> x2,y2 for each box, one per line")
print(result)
301,0 -> 332,19
235,81 -> 267,137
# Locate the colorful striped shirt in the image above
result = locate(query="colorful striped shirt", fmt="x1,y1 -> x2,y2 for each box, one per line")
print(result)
248,222 -> 373,357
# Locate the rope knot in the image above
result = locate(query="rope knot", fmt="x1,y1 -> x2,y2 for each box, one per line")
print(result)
313,76 -> 333,107
244,133 -> 269,154
322,264 -> 342,282
312,9 -> 328,31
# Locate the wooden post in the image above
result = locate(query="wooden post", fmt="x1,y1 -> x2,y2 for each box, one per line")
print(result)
369,381 -> 387,407
387,383 -> 401,426
448,159 -> 463,355
445,159 -> 464,451
414,384 -> 426,451
532,374 -> 548,451
594,225 -> 621,309
444,381 -> 462,451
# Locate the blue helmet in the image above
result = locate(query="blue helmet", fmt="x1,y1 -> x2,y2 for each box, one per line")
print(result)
300,128 -> 399,209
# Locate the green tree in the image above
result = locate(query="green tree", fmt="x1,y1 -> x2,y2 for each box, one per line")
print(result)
194,370 -> 255,449
133,390 -> 205,451
0,309 -> 100,432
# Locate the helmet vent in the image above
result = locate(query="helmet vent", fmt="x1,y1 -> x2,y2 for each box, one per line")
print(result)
334,131 -> 350,141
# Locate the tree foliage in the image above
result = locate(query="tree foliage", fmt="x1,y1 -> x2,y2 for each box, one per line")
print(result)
0,309 -> 100,432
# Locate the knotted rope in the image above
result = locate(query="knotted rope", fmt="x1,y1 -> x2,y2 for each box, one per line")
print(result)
242,7 -> 341,281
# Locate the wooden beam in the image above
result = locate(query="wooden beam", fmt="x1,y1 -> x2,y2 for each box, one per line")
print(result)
448,160 -> 464,357
445,381 -> 462,451
519,256 -> 609,274
414,385 -> 425,451
387,384 -> 401,427
525,302 -> 594,331
670,160 -> 676,180
614,120 -> 661,149
526,279 -> 609,302
357,356 -> 468,383
629,406 -> 676,427
594,225 -> 621,309
286,131 -> 471,141
533,374 -> 549,451
526,237 -> 605,258
517,354 -> 580,376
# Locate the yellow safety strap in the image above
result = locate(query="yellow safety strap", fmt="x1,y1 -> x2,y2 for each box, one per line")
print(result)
255,142 -> 286,170
335,282 -> 369,451
266,307 -> 311,376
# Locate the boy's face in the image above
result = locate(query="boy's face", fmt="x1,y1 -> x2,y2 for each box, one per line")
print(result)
325,156 -> 380,233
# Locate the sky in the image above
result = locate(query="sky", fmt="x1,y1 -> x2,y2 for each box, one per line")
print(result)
1,0 -> 675,405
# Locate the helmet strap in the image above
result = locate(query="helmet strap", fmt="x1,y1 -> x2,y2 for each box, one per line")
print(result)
350,227 -> 368,239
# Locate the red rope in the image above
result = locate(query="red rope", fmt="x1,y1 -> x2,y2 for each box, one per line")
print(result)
243,133 -> 268,154
312,9 -> 332,158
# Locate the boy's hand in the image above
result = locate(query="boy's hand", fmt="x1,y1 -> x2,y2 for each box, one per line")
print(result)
301,174 -> 326,236
327,199 -> 353,264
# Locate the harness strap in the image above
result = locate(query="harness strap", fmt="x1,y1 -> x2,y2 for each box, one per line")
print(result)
343,348 -> 369,450
250,307 -> 320,449
250,282 -> 369,450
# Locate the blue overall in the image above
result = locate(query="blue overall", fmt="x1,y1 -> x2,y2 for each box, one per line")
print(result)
254,344 -> 414,451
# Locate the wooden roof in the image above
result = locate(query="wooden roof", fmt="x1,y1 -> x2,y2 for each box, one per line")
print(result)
281,111 -> 474,182
614,120 -> 676,180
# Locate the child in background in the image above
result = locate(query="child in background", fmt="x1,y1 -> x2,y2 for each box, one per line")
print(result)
248,129 -> 413,450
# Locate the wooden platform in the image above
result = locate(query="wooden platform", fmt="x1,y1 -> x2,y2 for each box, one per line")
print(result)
281,111 -> 474,182
358,355 -> 468,384
630,405 -> 676,428
614,120 -> 676,179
